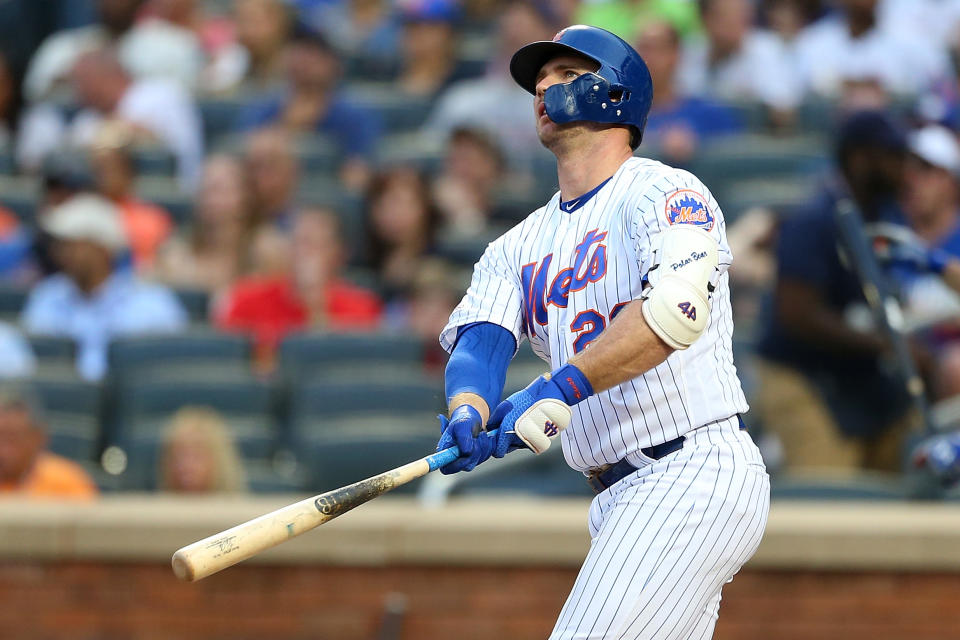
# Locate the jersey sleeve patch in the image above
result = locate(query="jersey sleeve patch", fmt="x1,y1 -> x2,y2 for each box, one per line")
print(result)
664,189 -> 715,231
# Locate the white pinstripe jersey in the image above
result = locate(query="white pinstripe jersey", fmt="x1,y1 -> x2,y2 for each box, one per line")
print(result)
441,156 -> 749,473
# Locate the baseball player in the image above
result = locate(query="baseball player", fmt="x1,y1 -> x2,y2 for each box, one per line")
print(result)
436,25 -> 770,639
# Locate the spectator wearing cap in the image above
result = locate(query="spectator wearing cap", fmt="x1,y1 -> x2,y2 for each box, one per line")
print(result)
214,206 -> 382,369
575,0 -> 702,41
892,126 -> 960,399
423,0 -> 557,166
635,19 -> 743,165
753,110 -> 917,473
396,0 -> 473,98
678,0 -> 801,124
0,386 -> 97,499
795,0 -> 951,100
238,30 -> 382,192
21,194 -> 187,381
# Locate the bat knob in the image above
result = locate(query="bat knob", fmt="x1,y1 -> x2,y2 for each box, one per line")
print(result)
171,550 -> 197,582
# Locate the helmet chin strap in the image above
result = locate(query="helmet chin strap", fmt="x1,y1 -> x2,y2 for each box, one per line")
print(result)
544,72 -> 632,125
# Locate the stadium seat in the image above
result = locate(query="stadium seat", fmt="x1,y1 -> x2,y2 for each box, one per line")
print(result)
278,332 -> 426,381
109,376 -> 278,460
198,96 -> 251,145
28,374 -> 103,462
27,335 -> 76,375
107,331 -> 252,381
131,144 -> 177,177
344,82 -> 433,133
688,135 -> 829,196
135,177 -> 192,226
303,427 -> 439,493
0,285 -> 28,321
285,378 -> 442,447
172,288 -> 210,324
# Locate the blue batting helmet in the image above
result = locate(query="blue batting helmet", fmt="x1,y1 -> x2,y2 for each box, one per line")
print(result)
509,24 -> 654,147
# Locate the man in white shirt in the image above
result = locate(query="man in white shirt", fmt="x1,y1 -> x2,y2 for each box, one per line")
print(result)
677,0 -> 801,117
795,0 -> 952,99
20,49 -> 203,193
21,194 -> 186,381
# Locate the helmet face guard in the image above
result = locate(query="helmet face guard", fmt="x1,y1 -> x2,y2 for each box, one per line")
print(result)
544,72 -> 636,127
510,25 -> 653,146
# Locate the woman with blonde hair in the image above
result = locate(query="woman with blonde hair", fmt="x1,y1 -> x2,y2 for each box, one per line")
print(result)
158,406 -> 248,493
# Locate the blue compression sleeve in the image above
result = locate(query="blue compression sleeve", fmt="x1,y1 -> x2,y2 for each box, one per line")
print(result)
445,322 -> 515,413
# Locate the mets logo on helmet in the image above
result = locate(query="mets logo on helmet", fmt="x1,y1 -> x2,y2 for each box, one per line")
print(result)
664,189 -> 715,231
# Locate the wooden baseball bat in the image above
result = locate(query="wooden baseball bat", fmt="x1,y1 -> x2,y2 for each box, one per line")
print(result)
171,432 -> 486,582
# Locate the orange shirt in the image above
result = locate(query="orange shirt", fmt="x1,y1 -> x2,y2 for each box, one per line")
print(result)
118,197 -> 173,270
0,452 -> 98,500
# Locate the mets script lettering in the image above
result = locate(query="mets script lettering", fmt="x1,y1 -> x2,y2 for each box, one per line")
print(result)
522,229 -> 608,334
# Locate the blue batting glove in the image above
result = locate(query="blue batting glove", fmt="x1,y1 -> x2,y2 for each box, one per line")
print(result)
486,364 -> 592,458
436,404 -> 496,474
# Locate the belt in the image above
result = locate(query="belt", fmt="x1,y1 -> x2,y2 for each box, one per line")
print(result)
586,415 -> 747,494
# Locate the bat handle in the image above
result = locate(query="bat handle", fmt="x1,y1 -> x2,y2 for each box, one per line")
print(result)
424,427 -> 500,472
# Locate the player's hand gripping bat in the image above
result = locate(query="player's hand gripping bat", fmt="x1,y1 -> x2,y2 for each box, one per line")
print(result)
171,435 -> 476,581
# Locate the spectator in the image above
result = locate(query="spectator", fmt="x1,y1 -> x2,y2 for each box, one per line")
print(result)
118,0 -> 206,90
21,0 -> 143,103
362,167 -> 441,300
243,127 -> 299,229
432,127 -> 505,240
795,0 -> 951,100
302,0 -> 401,79
0,325 -> 35,380
895,125 -> 960,398
152,154 -> 257,292
158,406 -> 247,494
575,0 -> 702,41
394,258 -> 464,371
0,387 -> 97,499
761,0 -> 824,45
423,0 -> 557,167
678,0 -> 801,124
396,0 -> 466,98
237,30 -> 382,191
635,19 -> 743,165
230,0 -> 293,91
89,122 -> 173,270
21,194 -> 187,381
23,154 -> 96,281
19,48 -> 204,192
754,110 -> 915,473
215,206 -> 382,367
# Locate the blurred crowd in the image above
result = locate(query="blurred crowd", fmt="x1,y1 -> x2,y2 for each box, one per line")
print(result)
2,0 -> 960,498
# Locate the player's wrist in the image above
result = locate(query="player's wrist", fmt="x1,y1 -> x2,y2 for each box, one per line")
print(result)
548,363 -> 594,405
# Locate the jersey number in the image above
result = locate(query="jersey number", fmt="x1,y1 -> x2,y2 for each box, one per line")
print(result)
678,301 -> 697,321
570,303 -> 629,353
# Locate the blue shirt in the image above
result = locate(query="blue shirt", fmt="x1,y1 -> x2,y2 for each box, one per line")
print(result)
21,271 -> 187,380
644,97 -> 744,144
237,91 -> 383,160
